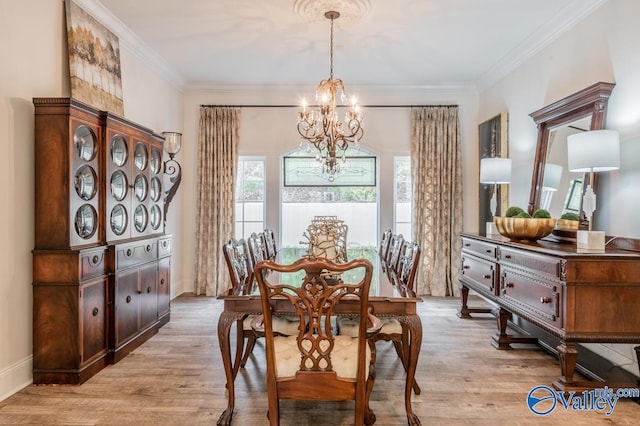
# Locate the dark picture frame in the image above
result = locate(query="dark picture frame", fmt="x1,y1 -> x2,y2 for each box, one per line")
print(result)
478,113 -> 509,230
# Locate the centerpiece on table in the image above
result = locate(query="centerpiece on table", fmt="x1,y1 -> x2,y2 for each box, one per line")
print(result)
494,206 -> 556,241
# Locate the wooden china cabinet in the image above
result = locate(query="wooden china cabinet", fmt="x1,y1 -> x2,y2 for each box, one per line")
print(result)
32,98 -> 172,384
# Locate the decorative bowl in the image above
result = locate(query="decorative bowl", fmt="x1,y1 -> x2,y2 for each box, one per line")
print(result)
494,217 -> 556,241
555,219 -> 580,231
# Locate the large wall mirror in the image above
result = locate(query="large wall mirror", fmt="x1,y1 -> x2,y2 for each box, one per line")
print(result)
527,82 -> 615,230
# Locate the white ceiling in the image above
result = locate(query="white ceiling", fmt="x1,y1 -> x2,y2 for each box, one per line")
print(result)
90,0 -> 606,91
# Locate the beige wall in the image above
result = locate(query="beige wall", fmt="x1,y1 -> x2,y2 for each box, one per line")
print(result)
181,88 -> 480,292
479,0 -> 640,373
0,0 -> 183,400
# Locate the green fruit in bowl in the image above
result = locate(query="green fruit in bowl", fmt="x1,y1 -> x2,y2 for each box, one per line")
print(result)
532,209 -> 551,218
560,212 -> 580,221
505,206 -> 525,217
515,211 -> 532,218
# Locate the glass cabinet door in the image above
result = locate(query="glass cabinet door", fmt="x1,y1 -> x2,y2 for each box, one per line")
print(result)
150,177 -> 162,202
134,142 -> 148,171
110,204 -> 128,236
74,125 -> 97,162
134,204 -> 148,232
111,135 -> 128,167
150,148 -> 162,174
75,204 -> 98,239
134,174 -> 148,202
75,165 -> 98,201
110,170 -> 128,201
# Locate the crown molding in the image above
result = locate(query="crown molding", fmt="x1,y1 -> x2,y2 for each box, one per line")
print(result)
476,0 -> 609,92
74,0 -> 185,89
183,82 -> 479,97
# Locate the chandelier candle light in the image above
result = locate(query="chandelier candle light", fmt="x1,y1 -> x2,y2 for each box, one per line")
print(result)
297,11 -> 364,181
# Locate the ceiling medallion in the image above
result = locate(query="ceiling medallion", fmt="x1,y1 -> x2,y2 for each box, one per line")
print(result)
293,0 -> 371,23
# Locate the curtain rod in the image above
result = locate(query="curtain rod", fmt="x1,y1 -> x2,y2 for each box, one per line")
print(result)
199,104 -> 459,108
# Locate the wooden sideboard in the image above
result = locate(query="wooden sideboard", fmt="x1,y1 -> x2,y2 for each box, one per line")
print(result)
458,232 -> 640,391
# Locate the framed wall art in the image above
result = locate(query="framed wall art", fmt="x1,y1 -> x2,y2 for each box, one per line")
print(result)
478,112 -> 508,231
65,0 -> 124,115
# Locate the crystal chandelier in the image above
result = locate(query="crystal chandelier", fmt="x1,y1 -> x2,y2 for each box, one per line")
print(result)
297,11 -> 364,181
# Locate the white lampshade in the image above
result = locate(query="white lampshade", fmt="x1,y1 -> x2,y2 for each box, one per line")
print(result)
542,163 -> 563,191
480,157 -> 512,184
162,131 -> 183,155
567,130 -> 620,172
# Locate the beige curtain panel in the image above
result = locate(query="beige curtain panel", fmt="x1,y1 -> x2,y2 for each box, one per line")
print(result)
195,107 -> 240,296
410,106 -> 462,297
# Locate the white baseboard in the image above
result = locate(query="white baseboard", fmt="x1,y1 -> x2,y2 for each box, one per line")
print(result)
0,356 -> 32,402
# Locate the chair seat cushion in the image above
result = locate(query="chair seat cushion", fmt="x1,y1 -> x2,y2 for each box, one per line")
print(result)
273,335 -> 370,379
243,315 -> 300,336
337,316 -> 402,336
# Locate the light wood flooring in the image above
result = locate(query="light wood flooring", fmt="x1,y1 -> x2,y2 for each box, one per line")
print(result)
1,295 -> 639,425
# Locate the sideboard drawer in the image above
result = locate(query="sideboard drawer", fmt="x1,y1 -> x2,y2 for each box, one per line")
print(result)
462,237 -> 497,260
461,255 -> 498,295
499,247 -> 563,280
501,268 -> 561,329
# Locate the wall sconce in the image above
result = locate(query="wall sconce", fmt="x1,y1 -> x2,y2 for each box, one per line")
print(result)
567,129 -> 620,252
480,157 -> 512,235
162,131 -> 183,229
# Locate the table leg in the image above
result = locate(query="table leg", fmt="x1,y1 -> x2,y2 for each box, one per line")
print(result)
217,311 -> 245,426
552,342 -> 579,390
398,314 -> 422,426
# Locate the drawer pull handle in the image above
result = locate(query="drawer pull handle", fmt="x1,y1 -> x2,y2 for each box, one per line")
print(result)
92,307 -> 99,317
486,249 -> 492,253
162,241 -> 168,248
505,282 -> 514,288
464,243 -> 470,247
483,274 -> 491,279
92,255 -> 100,264
146,245 -> 152,252
463,265 -> 470,269
540,297 -> 552,304
126,249 -> 133,257
160,278 -> 165,285
147,286 -> 152,294
126,295 -> 132,303
504,254 -> 512,259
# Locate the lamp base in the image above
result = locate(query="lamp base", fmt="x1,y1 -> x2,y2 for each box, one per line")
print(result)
577,230 -> 605,253
486,221 -> 499,236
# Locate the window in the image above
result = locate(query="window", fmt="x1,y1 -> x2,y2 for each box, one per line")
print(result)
394,157 -> 412,237
235,157 -> 265,239
281,148 -> 378,262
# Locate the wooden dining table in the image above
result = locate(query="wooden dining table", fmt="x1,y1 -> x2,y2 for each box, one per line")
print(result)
216,249 -> 423,425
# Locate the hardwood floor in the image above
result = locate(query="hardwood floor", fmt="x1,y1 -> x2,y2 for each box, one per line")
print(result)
1,294 -> 639,425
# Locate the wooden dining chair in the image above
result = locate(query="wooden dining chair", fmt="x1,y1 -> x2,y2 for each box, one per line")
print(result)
385,233 -> 404,273
378,228 -> 392,259
247,232 -> 268,267
263,228 -> 277,260
222,238 -> 259,371
339,239 -> 423,395
252,257 -> 382,426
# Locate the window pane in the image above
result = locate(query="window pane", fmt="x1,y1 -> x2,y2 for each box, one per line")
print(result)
244,221 -> 264,237
395,203 -> 411,222
244,202 -> 264,222
235,158 -> 265,240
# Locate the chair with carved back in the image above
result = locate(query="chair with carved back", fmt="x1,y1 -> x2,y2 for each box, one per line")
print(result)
263,228 -> 278,260
247,232 -> 268,268
303,218 -> 348,263
222,238 -> 259,371
378,228 -> 392,259
338,238 -> 423,395
252,257 -> 382,425
379,240 -> 422,391
385,233 -> 405,276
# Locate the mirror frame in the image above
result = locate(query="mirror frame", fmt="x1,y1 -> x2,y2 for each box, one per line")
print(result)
527,82 -> 615,228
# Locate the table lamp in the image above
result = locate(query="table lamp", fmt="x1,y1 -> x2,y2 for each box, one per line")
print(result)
567,129 -> 620,252
480,157 -> 512,235
540,163 -> 563,210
